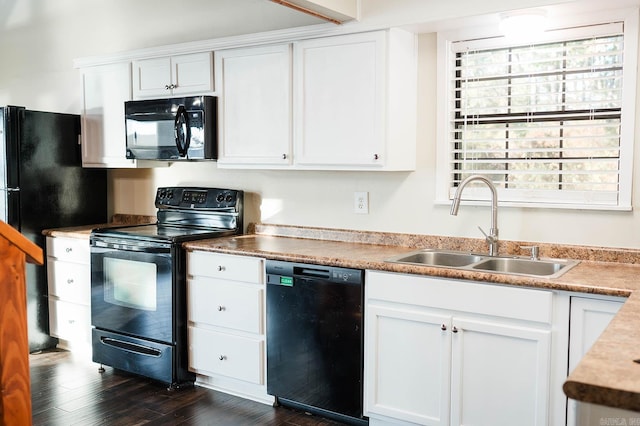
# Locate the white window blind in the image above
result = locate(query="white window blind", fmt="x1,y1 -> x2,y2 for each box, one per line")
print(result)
446,22 -> 633,208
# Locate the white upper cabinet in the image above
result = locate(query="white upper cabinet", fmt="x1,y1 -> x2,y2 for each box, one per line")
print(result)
216,29 -> 417,170
293,29 -> 416,170
132,52 -> 214,99
81,62 -> 136,168
293,31 -> 384,167
215,44 -> 292,166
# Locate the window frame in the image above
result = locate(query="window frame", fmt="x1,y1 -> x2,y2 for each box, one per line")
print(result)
435,7 -> 639,211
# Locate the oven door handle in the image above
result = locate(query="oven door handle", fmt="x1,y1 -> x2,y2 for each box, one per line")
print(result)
92,240 -> 171,254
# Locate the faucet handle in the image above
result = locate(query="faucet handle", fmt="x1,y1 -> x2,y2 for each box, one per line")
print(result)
477,226 -> 496,242
520,245 -> 540,260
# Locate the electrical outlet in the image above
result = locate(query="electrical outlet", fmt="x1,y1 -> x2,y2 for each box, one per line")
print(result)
354,191 -> 369,214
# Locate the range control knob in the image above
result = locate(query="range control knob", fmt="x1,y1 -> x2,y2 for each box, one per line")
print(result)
225,194 -> 233,202
216,193 -> 225,202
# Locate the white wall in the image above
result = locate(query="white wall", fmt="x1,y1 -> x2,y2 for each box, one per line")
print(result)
3,0 -> 640,249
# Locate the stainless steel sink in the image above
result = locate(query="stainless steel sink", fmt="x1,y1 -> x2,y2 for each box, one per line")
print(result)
385,249 -> 579,278
471,257 -> 578,278
386,249 -> 484,268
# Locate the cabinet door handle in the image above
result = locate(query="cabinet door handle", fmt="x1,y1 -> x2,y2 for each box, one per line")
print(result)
441,324 -> 447,331
217,305 -> 225,312
65,247 -> 73,253
219,355 -> 227,361
66,278 -> 74,284
373,153 -> 380,160
452,326 -> 459,333
282,153 -> 287,160
217,265 -> 225,272
165,84 -> 171,90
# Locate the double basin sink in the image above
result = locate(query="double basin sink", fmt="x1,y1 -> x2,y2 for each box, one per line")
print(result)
386,249 -> 579,278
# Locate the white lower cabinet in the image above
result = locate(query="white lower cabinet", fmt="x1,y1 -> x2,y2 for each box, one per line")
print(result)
567,295 -> 634,426
365,271 -> 559,426
366,304 -> 451,424
186,251 -> 272,404
46,236 -> 92,353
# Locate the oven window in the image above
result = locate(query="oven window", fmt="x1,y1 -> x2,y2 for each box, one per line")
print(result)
104,257 -> 157,311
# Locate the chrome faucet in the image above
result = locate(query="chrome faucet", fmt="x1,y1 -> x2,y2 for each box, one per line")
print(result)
450,175 -> 499,256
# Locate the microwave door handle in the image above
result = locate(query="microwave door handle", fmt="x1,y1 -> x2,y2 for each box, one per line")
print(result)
174,105 -> 191,157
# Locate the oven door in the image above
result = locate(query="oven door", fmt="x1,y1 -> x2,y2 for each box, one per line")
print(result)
91,236 -> 174,344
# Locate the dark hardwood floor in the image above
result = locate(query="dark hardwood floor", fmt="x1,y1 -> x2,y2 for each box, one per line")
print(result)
30,349 -> 346,426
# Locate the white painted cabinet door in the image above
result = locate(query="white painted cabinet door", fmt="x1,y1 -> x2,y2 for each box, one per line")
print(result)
365,303 -> 452,425
132,57 -> 171,99
293,31 -> 385,167
215,44 -> 292,165
172,52 -> 214,96
81,62 -> 135,167
132,52 -> 213,99
450,317 -> 551,426
567,296 -> 633,426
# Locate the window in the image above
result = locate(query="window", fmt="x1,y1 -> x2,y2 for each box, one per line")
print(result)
437,12 -> 638,210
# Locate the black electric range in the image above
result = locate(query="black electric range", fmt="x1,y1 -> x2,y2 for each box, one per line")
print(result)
89,186 -> 243,388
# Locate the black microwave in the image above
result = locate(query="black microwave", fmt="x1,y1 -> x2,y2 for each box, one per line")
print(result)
125,96 -> 217,160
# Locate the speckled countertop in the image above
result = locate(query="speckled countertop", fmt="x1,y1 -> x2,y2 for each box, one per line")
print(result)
44,220 -> 640,411
42,214 -> 156,238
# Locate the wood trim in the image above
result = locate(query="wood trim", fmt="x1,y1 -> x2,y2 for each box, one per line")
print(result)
0,221 -> 43,265
0,237 -> 32,425
269,0 -> 343,25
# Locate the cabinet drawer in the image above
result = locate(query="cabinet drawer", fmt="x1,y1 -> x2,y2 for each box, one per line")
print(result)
188,251 -> 263,283
47,259 -> 90,304
188,277 -> 263,333
46,237 -> 90,263
188,326 -> 263,384
48,299 -> 91,344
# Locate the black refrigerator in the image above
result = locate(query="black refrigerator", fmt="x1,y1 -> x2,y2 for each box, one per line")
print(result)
0,105 -> 108,352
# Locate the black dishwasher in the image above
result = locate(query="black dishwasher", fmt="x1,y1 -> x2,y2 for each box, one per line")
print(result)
266,260 -> 367,426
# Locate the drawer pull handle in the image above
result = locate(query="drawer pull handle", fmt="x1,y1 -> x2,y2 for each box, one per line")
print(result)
217,306 -> 225,312
217,265 -> 225,272
67,278 -> 74,284
452,326 -> 459,333
65,247 -> 73,253
219,355 -> 227,361
441,324 -> 447,331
